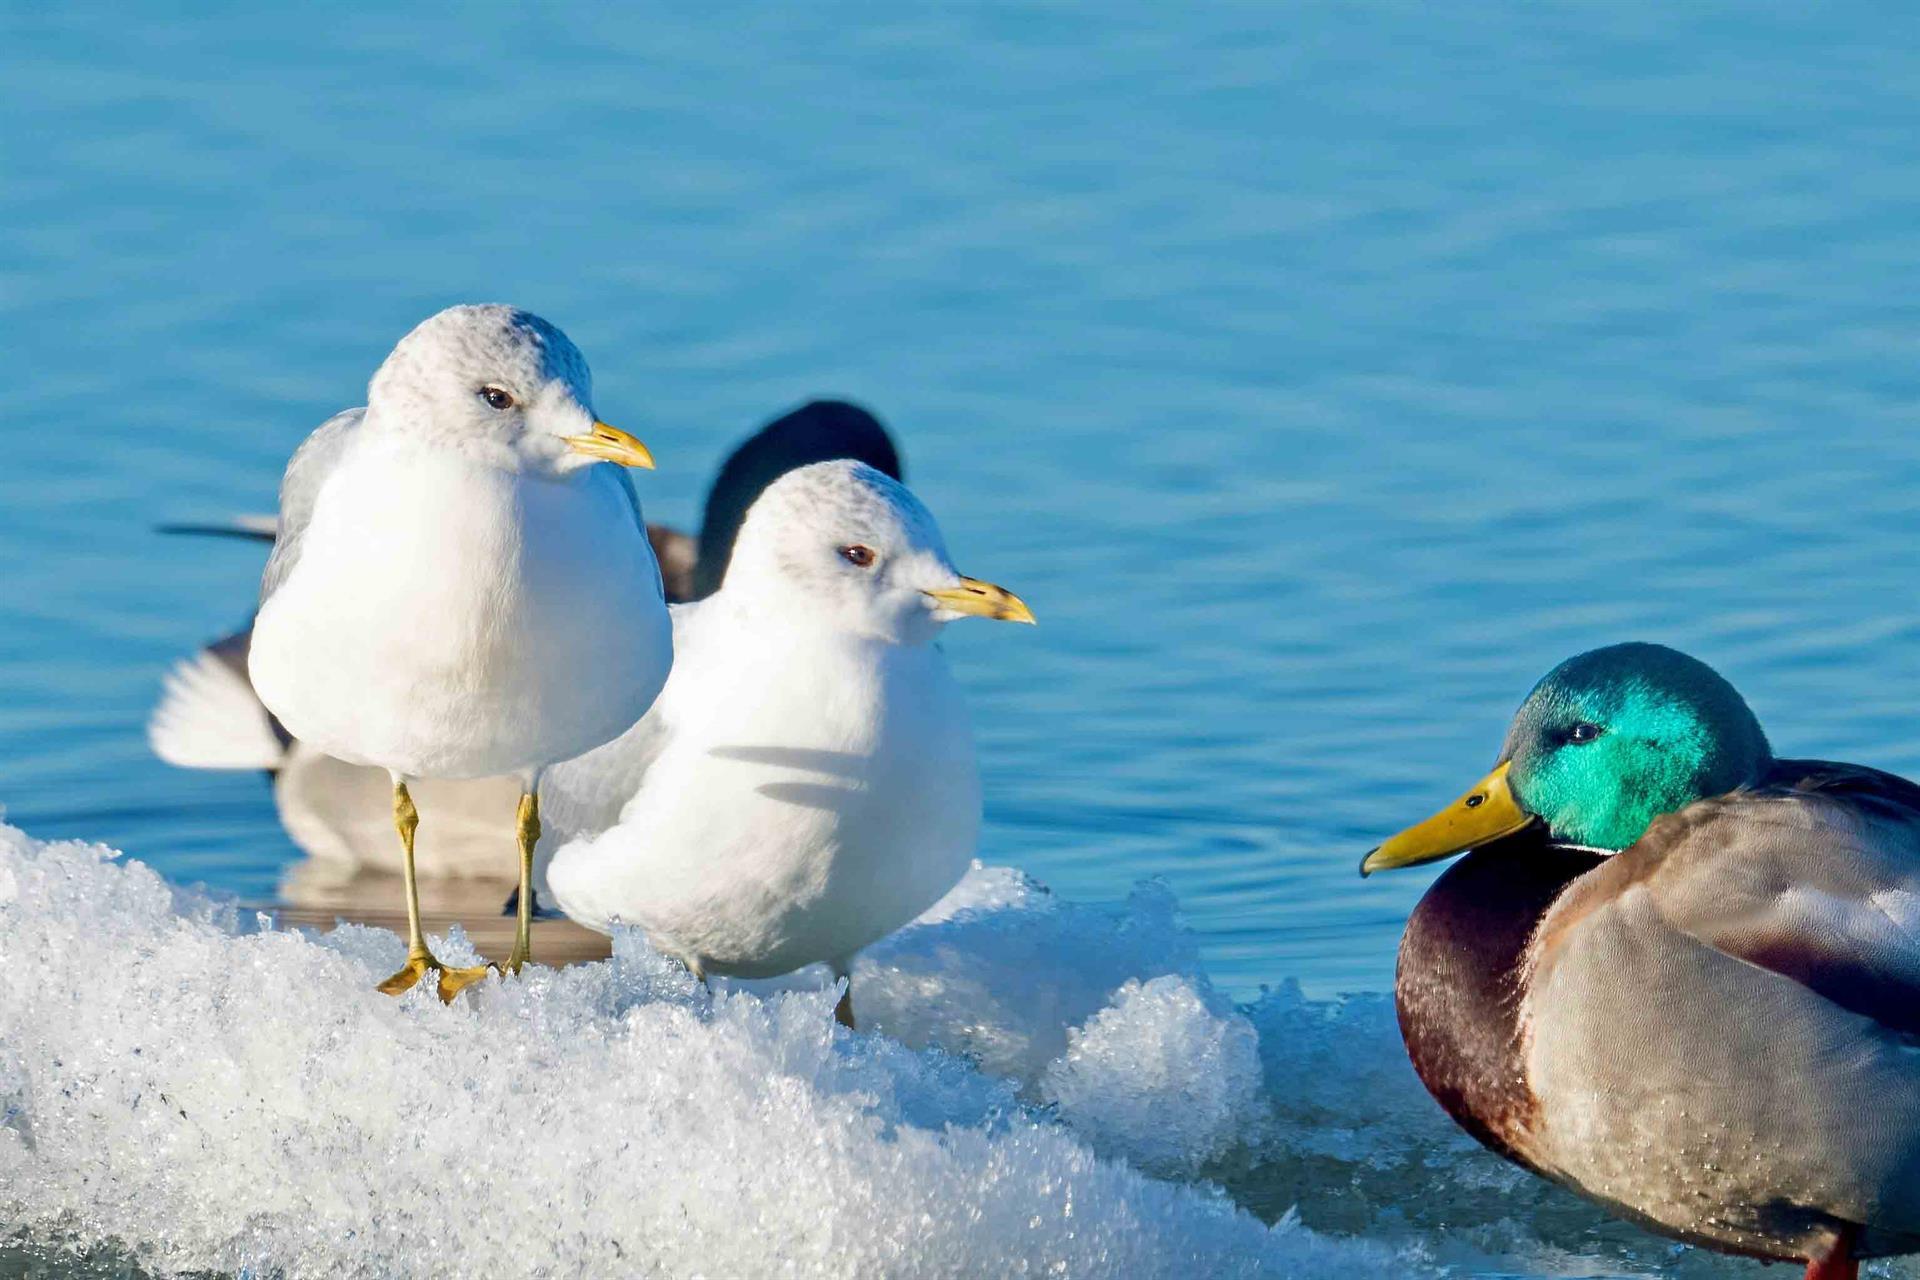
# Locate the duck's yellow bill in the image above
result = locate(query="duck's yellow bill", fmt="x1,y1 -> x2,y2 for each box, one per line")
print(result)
924,577 -> 1036,624
564,422 -> 656,469
1360,761 -> 1532,877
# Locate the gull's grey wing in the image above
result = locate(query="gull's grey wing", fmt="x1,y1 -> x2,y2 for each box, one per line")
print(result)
259,408 -> 365,604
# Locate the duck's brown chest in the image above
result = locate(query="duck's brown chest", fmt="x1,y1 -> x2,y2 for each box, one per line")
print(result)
1394,839 -> 1603,1170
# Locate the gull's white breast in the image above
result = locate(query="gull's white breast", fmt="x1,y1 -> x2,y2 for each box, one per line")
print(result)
546,610 -> 981,976
250,432 -> 671,779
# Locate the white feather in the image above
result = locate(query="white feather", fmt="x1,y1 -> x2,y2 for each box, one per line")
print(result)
543,461 -> 994,979
148,650 -> 285,771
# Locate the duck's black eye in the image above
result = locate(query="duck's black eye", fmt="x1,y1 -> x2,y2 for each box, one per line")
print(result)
480,385 -> 515,411
839,545 -> 876,568
1569,722 -> 1602,744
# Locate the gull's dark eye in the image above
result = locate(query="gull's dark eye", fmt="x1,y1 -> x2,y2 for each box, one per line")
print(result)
839,545 -> 876,568
1569,722 -> 1602,744
480,385 -> 515,411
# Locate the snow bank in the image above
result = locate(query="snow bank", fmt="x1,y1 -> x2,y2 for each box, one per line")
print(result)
0,827 -> 1818,1278
0,827 -> 1410,1278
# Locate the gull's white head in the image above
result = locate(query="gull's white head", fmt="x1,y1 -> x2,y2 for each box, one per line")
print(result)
366,304 -> 654,474
722,460 -> 1034,645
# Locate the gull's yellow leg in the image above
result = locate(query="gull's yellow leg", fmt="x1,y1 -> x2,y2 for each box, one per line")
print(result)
375,780 -> 492,1003
501,790 -> 539,976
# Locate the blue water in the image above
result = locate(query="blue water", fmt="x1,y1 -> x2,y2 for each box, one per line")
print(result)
6,2 -> 1920,1016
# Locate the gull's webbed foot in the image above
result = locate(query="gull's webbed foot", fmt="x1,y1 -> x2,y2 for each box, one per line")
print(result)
376,948 -> 494,1003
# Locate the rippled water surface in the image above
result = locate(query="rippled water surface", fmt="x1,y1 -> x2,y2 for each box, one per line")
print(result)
6,3 -> 1920,1006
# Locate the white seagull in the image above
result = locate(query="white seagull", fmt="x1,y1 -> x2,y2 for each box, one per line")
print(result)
247,304 -> 672,1000
541,460 -> 1033,1028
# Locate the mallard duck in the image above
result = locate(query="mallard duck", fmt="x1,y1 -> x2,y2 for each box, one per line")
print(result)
1363,642 -> 1920,1280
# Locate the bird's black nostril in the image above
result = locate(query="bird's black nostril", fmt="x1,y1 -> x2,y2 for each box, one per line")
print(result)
1465,794 -> 1485,808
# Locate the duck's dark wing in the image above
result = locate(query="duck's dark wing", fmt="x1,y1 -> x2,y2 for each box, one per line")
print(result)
692,399 -> 903,598
1566,758 -> 1920,1037
1764,756 -> 1920,817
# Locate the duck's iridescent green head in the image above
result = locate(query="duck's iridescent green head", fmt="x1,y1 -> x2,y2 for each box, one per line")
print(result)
1502,643 -> 1771,849
1362,643 -> 1772,874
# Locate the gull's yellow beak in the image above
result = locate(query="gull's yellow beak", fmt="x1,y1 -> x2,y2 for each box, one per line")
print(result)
563,422 -> 656,469
1360,761 -> 1534,877
923,577 -> 1036,624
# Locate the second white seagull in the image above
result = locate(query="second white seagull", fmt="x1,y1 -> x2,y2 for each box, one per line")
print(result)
541,460 -> 1033,1028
